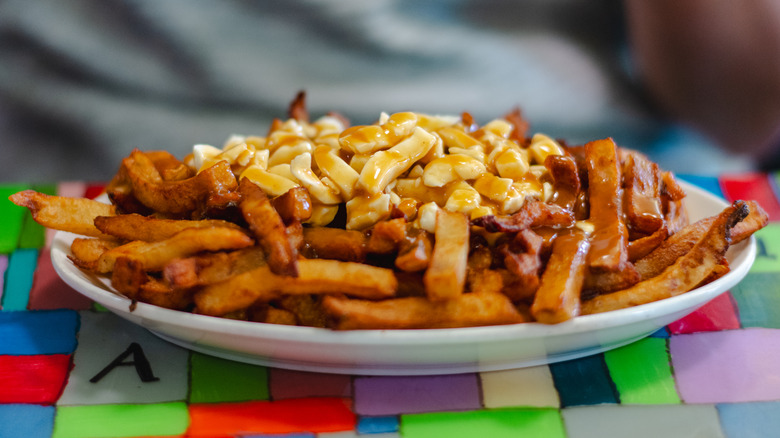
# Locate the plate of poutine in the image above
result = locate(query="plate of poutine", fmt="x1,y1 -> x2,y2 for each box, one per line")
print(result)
16,94 -> 767,374
49,182 -> 757,375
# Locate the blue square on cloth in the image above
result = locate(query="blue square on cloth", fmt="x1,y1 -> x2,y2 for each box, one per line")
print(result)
357,415 -> 400,434
0,309 -> 79,355
0,404 -> 54,438
717,401 -> 780,438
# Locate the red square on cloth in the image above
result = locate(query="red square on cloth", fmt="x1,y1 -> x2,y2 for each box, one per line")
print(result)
667,292 -> 741,334
0,354 -> 71,404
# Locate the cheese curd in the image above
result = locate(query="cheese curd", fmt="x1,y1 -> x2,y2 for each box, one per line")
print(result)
189,112 -> 564,230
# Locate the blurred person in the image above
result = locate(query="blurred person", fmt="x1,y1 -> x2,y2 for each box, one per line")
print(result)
0,0 -> 768,183
626,0 -> 780,171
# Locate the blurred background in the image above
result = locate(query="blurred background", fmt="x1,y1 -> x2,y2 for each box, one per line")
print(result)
1,0 -> 778,183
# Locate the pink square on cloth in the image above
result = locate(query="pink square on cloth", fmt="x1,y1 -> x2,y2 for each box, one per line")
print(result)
671,328 -> 780,403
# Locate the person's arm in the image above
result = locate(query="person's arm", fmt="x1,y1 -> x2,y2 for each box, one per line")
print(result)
625,0 -> 780,160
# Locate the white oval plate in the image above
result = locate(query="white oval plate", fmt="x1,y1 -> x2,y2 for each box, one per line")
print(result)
51,182 -> 756,375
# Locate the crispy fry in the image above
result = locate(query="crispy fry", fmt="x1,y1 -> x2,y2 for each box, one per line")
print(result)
94,213 -> 244,242
239,178 -> 299,276
287,90 -> 309,123
10,190 -> 115,237
544,154 -> 580,211
146,150 -> 194,181
272,187 -> 312,224
194,259 -> 398,316
323,290 -> 525,329
123,149 -> 238,215
395,230 -> 433,272
471,199 -> 575,233
582,201 -> 749,314
635,200 -> 767,280
96,227 -> 254,274
303,227 -> 367,262
111,256 -> 148,300
628,226 -> 668,262
366,217 -> 407,254
585,138 -> 630,272
138,278 -> 193,311
276,295 -> 329,328
163,247 -> 266,290
69,238 -> 121,271
531,229 -> 590,323
499,229 -> 543,301
622,150 -> 663,234
424,209 -> 470,302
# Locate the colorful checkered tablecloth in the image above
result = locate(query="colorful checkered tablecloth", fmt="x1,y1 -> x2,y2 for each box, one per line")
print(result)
1,173 -> 780,438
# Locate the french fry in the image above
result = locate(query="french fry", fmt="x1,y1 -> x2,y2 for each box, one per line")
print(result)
499,229 -> 543,300
584,138 -> 631,272
137,278 -> 193,311
239,178 -> 299,276
69,238 -> 120,271
194,259 -> 398,316
146,150 -> 194,181
622,150 -> 663,234
163,247 -> 266,290
424,209 -> 470,302
122,149 -> 238,215
322,290 -> 526,330
96,227 -> 254,274
582,201 -> 749,314
272,187 -> 312,224
94,213 -> 244,242
471,199 -> 575,233
627,226 -> 668,262
366,217 -> 407,254
10,190 -> 115,237
395,230 -> 433,272
531,229 -> 590,323
302,227 -> 367,262
544,154 -> 580,211
635,200 -> 768,280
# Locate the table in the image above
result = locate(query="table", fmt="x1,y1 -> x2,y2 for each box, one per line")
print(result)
1,173 -> 780,438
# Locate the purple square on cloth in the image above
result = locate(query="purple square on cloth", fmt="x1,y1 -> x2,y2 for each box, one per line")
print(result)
670,329 -> 780,403
354,374 -> 481,415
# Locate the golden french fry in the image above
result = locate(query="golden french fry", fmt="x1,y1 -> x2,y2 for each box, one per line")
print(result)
395,230 -> 433,272
194,259 -> 398,316
531,229 -> 590,324
272,187 -> 312,224
627,226 -> 668,262
471,199 -> 574,233
239,178 -> 298,276
10,190 -> 115,237
163,247 -> 266,290
544,154 -> 581,211
585,138 -> 631,272
138,278 -> 193,310
96,227 -> 254,274
322,290 -> 526,330
635,200 -> 768,280
123,149 -> 238,215
302,227 -> 367,262
424,209 -> 470,302
145,150 -> 194,181
94,213 -> 244,242
69,238 -> 121,271
582,201 -> 749,314
621,150 -> 663,234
